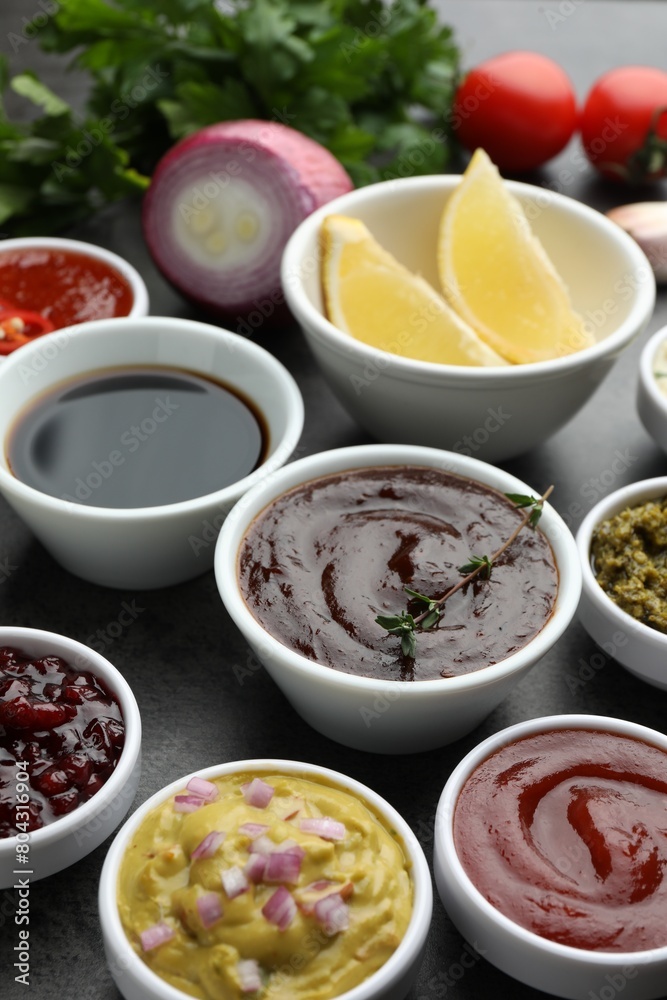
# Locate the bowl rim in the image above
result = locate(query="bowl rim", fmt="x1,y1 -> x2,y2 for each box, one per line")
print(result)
98,757 -> 433,1000
435,712 -> 667,965
281,174 -> 655,386
215,442 -> 582,694
576,475 -> 667,650
639,326 -> 667,416
0,626 -> 141,854
0,235 -> 150,319
0,315 -> 304,521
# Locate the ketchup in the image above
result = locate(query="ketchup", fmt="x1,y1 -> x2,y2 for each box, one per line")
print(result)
454,729 -> 667,951
0,246 -> 134,354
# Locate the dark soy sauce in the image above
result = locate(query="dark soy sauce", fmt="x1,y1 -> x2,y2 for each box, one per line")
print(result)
7,366 -> 268,508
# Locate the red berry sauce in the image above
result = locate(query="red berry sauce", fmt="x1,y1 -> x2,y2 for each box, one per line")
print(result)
0,646 -> 125,837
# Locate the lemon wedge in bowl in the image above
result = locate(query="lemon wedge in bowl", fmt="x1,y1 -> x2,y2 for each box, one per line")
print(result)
320,213 -> 507,367
437,148 -> 595,364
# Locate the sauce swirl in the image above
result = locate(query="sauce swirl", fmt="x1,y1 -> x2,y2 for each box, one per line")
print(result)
239,467 -> 558,681
454,729 -> 667,951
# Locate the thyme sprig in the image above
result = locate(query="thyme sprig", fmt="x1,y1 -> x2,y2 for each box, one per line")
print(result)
376,486 -> 554,658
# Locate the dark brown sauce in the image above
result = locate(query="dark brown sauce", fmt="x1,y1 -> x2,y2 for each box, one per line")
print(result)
6,366 -> 268,508
239,467 -> 559,681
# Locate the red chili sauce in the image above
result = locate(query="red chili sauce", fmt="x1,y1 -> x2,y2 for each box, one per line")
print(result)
454,728 -> 667,951
0,247 -> 134,354
0,646 -> 125,836
238,467 -> 558,681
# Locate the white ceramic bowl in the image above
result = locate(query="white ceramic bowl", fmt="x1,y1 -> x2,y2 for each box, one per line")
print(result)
434,714 -> 667,1000
281,175 -> 655,462
0,316 -> 303,589
0,236 -> 149,352
99,758 -> 432,1000
637,326 -> 667,452
214,443 -> 581,754
576,476 -> 667,689
0,626 -> 141,888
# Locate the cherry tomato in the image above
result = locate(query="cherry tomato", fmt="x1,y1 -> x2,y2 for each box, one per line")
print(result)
452,51 -> 578,172
581,66 -> 667,183
0,308 -> 55,355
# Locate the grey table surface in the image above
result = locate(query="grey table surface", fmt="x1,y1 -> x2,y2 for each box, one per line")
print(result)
1,2 -> 667,998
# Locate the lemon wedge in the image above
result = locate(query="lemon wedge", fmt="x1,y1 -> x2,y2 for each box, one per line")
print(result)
320,214 -> 508,367
437,148 -> 595,364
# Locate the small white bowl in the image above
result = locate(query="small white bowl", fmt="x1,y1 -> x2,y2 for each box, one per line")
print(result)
0,316 -> 303,589
99,758 -> 432,1000
0,237 -> 149,349
637,326 -> 667,452
281,175 -> 655,462
0,626 -> 141,889
576,477 -> 667,689
214,443 -> 581,754
434,714 -> 667,1000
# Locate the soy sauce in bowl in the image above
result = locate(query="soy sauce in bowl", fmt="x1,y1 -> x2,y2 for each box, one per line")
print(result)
6,366 -> 268,508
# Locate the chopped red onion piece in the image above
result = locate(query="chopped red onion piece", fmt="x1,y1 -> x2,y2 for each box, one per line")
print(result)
243,778 -> 275,808
238,958 -> 262,994
313,893 -> 349,936
249,834 -> 274,857
191,830 -> 226,860
187,776 -> 219,802
299,817 -> 346,842
264,850 -> 303,885
262,886 -> 297,931
197,892 -> 223,928
140,922 -> 174,951
244,853 -> 267,883
174,794 -> 205,813
239,822 -> 269,838
222,865 -> 249,899
272,838 -> 306,861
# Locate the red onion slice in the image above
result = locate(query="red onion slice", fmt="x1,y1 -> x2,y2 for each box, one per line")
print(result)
197,892 -> 223,928
272,838 -> 305,861
244,853 -> 267,883
242,778 -> 275,808
174,794 -> 205,813
299,818 -> 346,842
142,120 -> 353,320
140,922 -> 174,951
187,776 -> 219,802
313,893 -> 350,936
221,865 -> 249,899
264,850 -> 303,885
262,886 -> 297,931
238,958 -> 262,994
191,830 -> 226,860
238,822 -> 269,838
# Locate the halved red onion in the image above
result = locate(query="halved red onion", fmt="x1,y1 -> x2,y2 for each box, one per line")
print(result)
313,893 -> 350,936
299,818 -> 346,842
221,865 -> 249,899
197,892 -> 223,928
140,922 -> 174,951
187,776 -> 219,802
142,120 -> 353,320
248,834 -> 274,857
264,850 -> 303,885
238,822 -> 269,838
244,853 -> 267,883
238,958 -> 262,994
243,777 -> 275,808
262,886 -> 297,931
191,830 -> 226,860
174,794 -> 205,813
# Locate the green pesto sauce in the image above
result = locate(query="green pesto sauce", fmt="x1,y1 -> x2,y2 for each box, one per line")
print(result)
591,497 -> 667,634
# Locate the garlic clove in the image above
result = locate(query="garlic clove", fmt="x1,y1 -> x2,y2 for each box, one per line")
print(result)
606,202 -> 667,283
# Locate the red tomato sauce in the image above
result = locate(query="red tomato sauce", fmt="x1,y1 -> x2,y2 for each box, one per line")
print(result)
0,247 -> 134,352
454,729 -> 667,951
